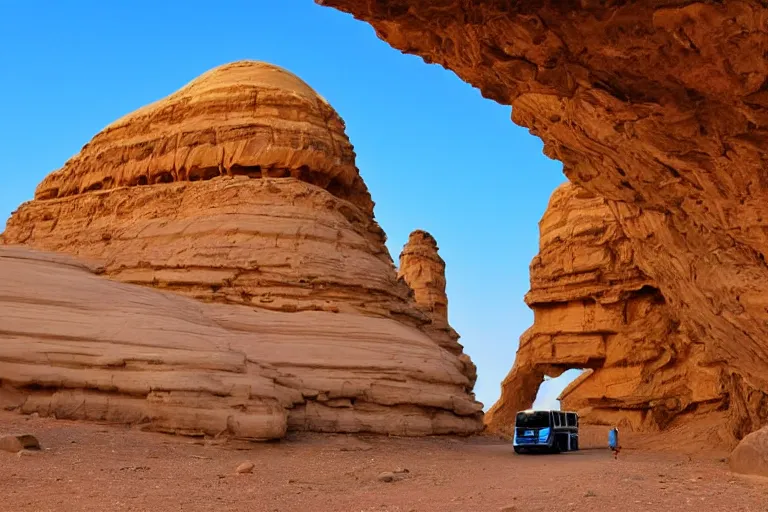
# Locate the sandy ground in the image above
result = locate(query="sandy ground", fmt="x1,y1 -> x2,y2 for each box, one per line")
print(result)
2,411 -> 767,512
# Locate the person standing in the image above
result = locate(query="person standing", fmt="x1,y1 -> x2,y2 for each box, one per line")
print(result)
608,427 -> 621,459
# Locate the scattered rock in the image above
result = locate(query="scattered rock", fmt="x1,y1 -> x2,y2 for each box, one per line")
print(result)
378,472 -> 396,482
16,449 -> 40,458
119,466 -> 150,472
236,462 -> 255,474
0,434 -> 40,453
500,506 -> 517,512
377,469 -> 410,483
584,490 -> 597,497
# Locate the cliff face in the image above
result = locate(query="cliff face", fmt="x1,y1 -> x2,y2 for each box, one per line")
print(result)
320,0 -> 768,443
485,183 -> 723,434
1,61 -> 482,436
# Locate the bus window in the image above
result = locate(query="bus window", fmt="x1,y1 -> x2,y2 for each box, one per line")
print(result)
515,411 -> 551,429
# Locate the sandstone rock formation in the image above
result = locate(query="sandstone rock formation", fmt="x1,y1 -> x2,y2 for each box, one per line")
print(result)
399,231 -> 449,323
1,61 -> 482,436
486,183 -> 723,433
3,61 -> 400,318
0,246 -> 481,438
729,425 -> 768,477
320,0 -> 768,445
398,230 -> 476,386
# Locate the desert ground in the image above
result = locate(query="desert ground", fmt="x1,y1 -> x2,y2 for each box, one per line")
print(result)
2,411 -> 766,512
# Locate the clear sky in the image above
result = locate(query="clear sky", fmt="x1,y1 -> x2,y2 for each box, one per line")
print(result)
0,0 -> 575,410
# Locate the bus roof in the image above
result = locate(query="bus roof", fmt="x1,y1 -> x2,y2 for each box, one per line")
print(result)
518,409 -> 578,415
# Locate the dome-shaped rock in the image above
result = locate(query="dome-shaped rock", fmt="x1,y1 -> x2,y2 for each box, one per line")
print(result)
34,60 -> 372,214
1,61 -> 483,438
4,61 -> 407,319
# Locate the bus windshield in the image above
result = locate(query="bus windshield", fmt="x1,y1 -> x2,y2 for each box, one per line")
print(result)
515,411 -> 550,429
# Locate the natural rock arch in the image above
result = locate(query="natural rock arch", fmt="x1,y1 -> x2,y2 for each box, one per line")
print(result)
320,0 -> 768,446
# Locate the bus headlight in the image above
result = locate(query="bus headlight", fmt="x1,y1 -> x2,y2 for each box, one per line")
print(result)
538,427 -> 550,441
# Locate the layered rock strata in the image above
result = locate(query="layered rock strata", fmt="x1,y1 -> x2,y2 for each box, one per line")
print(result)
321,0 -> 768,445
3,61 -> 401,318
398,230 -> 476,386
1,61 -> 482,435
485,183 -> 723,433
0,247 -> 481,438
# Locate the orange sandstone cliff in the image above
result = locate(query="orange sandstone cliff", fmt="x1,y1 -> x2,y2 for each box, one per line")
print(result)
0,61 -> 482,437
320,0 -> 768,445
486,183 -> 723,437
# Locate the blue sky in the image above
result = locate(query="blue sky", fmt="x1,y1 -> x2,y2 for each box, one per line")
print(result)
0,0 -> 574,410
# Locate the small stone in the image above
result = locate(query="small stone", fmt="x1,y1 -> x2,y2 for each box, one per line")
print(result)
584,490 -> 597,497
500,506 -> 517,512
378,472 -> 395,482
16,450 -> 39,458
393,467 -> 409,474
236,462 -> 255,474
0,434 -> 40,453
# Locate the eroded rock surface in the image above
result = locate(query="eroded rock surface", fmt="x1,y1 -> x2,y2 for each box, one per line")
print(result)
399,231 -> 461,347
1,61 -> 482,436
398,230 -> 476,386
321,0 -> 768,445
486,183 -> 722,434
3,61 -> 401,318
0,247 -> 482,438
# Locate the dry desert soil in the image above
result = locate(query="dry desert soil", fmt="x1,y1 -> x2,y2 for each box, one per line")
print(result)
2,411 -> 766,512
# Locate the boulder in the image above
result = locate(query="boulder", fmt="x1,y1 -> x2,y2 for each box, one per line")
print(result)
729,426 -> 768,477
0,434 -> 40,453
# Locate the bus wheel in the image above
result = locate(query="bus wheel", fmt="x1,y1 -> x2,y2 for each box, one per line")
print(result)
514,446 -> 525,455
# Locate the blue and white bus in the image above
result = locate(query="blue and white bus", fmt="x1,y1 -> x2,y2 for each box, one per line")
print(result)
513,409 -> 579,454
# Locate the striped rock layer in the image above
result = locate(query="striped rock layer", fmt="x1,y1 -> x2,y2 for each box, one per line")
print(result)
1,61 -> 481,437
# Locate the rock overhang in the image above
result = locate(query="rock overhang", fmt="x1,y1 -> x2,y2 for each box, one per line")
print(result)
317,0 -> 768,447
